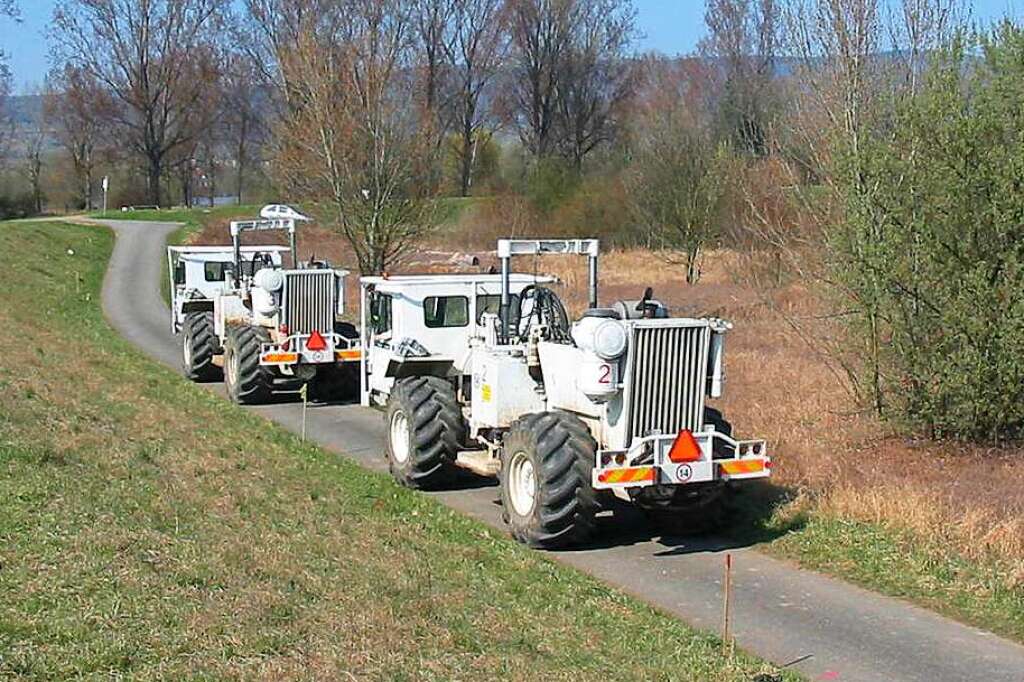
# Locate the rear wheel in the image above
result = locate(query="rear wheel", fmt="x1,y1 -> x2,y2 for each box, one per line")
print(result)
310,320 -> 361,401
311,363 -> 359,402
384,377 -> 466,488
224,325 -> 273,404
639,483 -> 730,535
499,412 -> 598,549
182,311 -> 220,382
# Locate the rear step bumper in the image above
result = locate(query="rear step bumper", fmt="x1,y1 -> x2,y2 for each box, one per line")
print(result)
592,430 -> 770,490
260,333 -> 362,367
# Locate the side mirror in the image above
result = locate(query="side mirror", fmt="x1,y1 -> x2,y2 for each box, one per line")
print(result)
635,287 -> 654,312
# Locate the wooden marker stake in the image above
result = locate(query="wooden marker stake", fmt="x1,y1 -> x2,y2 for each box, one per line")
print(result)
723,552 -> 734,659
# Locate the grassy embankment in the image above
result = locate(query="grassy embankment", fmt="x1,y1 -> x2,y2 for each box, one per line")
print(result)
0,220 -> 786,679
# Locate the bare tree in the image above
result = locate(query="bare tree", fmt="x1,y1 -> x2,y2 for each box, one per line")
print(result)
507,0 -> 636,164
776,0 -> 967,412
886,0 -> 964,94
23,92 -> 46,214
270,0 -> 440,274
506,0 -> 573,158
242,0 -> 329,106
447,0 -> 509,195
414,0 -> 457,113
627,57 -> 726,284
701,0 -> 781,155
555,0 -> 636,169
222,53 -> 265,204
51,0 -> 225,206
0,1 -> 19,167
45,66 -> 108,210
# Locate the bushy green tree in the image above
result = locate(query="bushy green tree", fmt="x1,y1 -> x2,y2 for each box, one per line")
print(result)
830,24 -> 1024,440
627,110 -> 730,284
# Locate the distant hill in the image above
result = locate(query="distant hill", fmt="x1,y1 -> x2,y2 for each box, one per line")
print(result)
3,93 -> 44,129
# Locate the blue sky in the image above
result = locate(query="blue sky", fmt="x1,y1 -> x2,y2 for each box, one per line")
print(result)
1,1 -> 1020,94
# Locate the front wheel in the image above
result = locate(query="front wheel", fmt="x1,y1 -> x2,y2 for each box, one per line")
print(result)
182,311 -> 220,382
224,325 -> 273,404
384,377 -> 466,489
499,412 -> 598,549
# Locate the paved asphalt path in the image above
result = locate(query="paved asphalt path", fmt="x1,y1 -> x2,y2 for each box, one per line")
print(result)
99,219 -> 1024,682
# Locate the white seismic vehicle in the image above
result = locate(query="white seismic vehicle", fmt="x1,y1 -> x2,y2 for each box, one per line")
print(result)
167,208 -> 360,403
361,239 -> 771,548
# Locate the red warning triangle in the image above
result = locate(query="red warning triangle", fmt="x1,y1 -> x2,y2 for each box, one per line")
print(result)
306,330 -> 327,351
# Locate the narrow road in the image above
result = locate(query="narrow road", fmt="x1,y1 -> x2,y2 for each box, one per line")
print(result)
100,219 -> 1024,682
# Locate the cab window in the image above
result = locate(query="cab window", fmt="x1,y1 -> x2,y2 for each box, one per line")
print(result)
371,293 -> 393,335
204,262 -> 227,282
424,296 -> 469,328
476,294 -> 519,324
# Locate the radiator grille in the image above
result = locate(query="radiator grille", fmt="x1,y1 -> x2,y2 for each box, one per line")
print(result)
282,271 -> 336,335
626,324 -> 711,442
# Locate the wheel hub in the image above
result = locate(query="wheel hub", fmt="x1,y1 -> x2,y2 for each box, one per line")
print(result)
226,346 -> 237,387
508,451 -> 537,517
390,411 -> 411,464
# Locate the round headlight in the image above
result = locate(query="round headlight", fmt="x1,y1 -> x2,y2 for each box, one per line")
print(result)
593,320 -> 628,360
253,268 -> 284,292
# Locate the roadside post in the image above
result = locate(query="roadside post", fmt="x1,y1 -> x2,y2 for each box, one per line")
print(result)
723,553 -> 734,659
300,382 -> 309,442
102,176 -> 109,214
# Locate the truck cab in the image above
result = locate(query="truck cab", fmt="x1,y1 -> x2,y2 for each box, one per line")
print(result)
359,273 -> 556,406
167,245 -> 290,334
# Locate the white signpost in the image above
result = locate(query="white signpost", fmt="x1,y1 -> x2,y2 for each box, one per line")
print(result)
102,176 -> 109,214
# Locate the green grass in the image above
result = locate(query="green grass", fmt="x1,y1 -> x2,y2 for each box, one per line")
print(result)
0,220 -> 789,679
91,204 -> 263,229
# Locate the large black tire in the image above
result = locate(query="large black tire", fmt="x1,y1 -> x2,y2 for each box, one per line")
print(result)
311,363 -> 360,402
385,376 -> 466,489
499,412 -> 598,549
704,406 -> 734,459
639,483 -> 731,536
704,406 -> 733,437
182,311 -> 220,382
308,320 -> 361,402
224,325 -> 273,404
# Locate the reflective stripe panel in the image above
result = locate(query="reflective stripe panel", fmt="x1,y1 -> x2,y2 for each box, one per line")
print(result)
262,352 -> 299,364
335,349 -> 362,361
597,467 -> 656,485
719,460 -> 766,476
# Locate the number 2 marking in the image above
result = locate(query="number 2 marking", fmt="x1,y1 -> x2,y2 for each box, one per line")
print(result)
598,364 -> 612,384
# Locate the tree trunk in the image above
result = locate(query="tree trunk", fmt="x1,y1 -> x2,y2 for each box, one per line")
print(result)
181,167 -> 193,208
208,162 -> 215,208
459,129 -> 474,197
236,162 -> 245,205
84,155 -> 93,212
236,116 -> 249,205
148,157 -> 163,207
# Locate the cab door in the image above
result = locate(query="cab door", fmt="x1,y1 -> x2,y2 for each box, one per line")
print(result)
365,292 -> 395,401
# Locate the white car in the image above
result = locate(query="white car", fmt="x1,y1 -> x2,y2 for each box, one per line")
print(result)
260,204 -> 311,222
